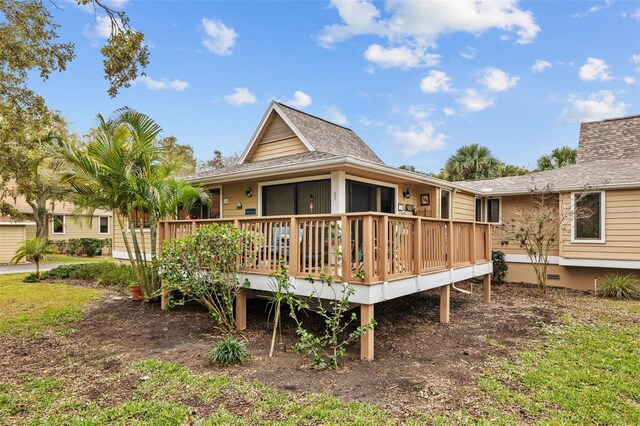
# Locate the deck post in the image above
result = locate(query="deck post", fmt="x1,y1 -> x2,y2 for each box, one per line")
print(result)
289,217 -> 300,276
341,215 -> 351,282
483,274 -> 492,303
360,303 -> 375,361
362,215 -> 373,284
447,220 -> 454,269
380,216 -> 388,282
413,217 -> 422,275
440,284 -> 450,323
235,289 -> 247,331
470,222 -> 476,264
485,224 -> 492,261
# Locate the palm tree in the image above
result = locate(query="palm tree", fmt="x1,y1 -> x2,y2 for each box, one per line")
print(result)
12,237 -> 53,277
443,144 -> 500,181
53,109 -> 209,298
498,163 -> 530,177
536,146 -> 577,171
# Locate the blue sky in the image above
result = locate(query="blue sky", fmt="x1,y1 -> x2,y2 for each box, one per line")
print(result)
32,0 -> 640,173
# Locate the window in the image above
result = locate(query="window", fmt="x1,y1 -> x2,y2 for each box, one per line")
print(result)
262,180 -> 331,216
99,217 -> 110,234
475,198 -> 484,222
486,198 -> 501,223
573,192 -> 604,242
52,214 -> 65,234
130,208 -> 151,229
346,180 -> 395,214
440,189 -> 451,219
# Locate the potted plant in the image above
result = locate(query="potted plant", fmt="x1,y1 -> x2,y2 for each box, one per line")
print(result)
130,280 -> 142,301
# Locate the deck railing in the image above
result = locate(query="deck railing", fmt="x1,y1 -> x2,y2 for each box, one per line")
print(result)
159,213 -> 492,284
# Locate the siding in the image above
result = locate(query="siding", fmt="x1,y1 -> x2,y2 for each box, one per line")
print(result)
247,114 -> 309,162
221,181 -> 259,218
48,215 -> 111,241
398,184 -> 437,217
453,191 -> 475,221
112,213 -> 154,257
560,189 -> 640,261
0,225 -> 26,263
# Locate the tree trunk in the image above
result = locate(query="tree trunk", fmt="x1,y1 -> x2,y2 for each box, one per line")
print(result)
27,198 -> 48,239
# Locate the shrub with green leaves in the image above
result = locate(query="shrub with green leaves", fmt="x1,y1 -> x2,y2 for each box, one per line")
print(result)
207,337 -> 250,366
38,263 -> 134,287
159,223 -> 259,335
597,273 -> 639,300
491,250 -> 508,284
66,238 -> 105,257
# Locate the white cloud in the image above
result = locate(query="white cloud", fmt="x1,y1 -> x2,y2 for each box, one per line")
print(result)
479,67 -> 519,92
624,76 -> 636,85
572,0 -> 613,18
531,59 -> 552,73
622,7 -> 640,19
390,122 -> 447,156
201,18 -> 237,55
358,115 -> 383,127
460,46 -> 476,60
364,44 -> 439,68
443,107 -> 456,116
223,87 -> 257,106
559,91 -> 628,123
84,15 -> 115,39
458,89 -> 495,112
324,105 -> 348,125
578,57 -> 613,81
420,70 -> 453,93
285,91 -> 312,108
318,0 -> 540,48
104,0 -> 129,8
136,76 -> 188,91
632,54 -> 640,71
408,105 -> 431,120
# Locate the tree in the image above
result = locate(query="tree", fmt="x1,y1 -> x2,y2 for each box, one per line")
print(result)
198,150 -> 240,172
1,0 -> 149,198
12,237 -> 54,277
497,163 -> 530,177
536,146 -> 577,171
55,109 -> 209,298
158,136 -> 197,176
443,144 -> 500,181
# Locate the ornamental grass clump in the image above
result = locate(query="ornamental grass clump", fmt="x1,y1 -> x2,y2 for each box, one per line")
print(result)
208,338 -> 250,366
597,273 -> 639,300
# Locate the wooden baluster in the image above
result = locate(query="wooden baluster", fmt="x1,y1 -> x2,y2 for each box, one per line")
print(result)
362,215 -> 373,284
413,217 -> 421,276
447,220 -> 454,269
380,216 -> 388,282
290,217 -> 299,276
341,216 -> 350,282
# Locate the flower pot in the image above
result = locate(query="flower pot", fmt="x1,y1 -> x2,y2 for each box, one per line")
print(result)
130,285 -> 142,301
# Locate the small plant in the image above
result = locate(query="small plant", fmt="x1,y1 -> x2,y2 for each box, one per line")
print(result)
263,258 -> 294,358
39,263 -> 134,287
289,270 -> 376,369
12,237 -> 55,277
491,250 -> 508,284
207,338 -> 250,366
597,273 -> 639,300
23,273 -> 40,283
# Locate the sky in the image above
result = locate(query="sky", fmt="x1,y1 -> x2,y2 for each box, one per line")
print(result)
30,0 -> 640,173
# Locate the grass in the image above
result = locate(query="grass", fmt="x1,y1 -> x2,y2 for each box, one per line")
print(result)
0,277 -> 638,424
41,254 -> 113,264
0,273 -> 102,336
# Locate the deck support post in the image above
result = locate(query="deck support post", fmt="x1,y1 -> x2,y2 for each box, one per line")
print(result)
440,284 -> 450,323
483,274 -> 491,303
235,289 -> 247,331
360,304 -> 375,361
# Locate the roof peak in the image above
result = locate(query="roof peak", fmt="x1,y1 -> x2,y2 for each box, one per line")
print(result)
274,102 -> 353,132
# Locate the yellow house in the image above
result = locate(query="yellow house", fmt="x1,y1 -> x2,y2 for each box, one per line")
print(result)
129,101 -> 499,360
460,114 -> 640,291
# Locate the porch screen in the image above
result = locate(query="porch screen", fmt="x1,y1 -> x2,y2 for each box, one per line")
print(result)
262,179 -> 330,216
346,180 -> 395,213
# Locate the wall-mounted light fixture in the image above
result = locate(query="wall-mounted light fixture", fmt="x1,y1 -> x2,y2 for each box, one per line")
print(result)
309,194 -> 314,212
236,201 -> 243,210
403,187 -> 411,199
245,187 -> 253,197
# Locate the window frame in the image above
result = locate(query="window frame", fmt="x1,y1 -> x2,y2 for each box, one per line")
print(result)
52,214 -> 65,235
439,189 -> 452,220
99,216 -> 110,235
571,191 -> 606,244
475,197 -> 485,222
486,197 -> 502,224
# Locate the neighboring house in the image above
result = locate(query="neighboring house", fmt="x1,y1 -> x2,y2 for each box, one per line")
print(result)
0,192 -> 113,263
117,101 -> 498,360
459,115 -> 640,291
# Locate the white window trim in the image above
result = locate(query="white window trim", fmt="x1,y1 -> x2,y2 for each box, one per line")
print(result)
486,196 -> 502,225
474,196 -> 485,223
99,216 -> 110,235
570,191 -> 606,244
52,214 -> 65,235
440,189 -> 452,220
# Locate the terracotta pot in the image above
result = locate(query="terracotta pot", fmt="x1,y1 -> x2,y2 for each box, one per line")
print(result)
130,285 -> 142,301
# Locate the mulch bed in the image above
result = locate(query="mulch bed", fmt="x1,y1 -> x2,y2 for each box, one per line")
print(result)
0,280 -> 586,418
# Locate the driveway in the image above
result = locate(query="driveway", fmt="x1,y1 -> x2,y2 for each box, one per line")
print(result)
0,262 -> 90,275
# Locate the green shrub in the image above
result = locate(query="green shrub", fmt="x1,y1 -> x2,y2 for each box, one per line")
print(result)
491,250 -> 508,284
597,273 -> 639,300
40,263 -> 133,288
23,273 -> 40,283
207,338 -> 250,366
66,238 -> 104,257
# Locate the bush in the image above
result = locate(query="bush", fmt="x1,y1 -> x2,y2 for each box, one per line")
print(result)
23,273 -> 40,283
40,263 -> 134,287
66,238 -> 104,257
492,250 -> 508,284
207,338 -> 249,366
597,273 -> 639,300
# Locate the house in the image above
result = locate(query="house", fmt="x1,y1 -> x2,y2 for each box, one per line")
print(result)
0,190 -> 113,263
459,114 -> 640,291
141,101 -> 496,360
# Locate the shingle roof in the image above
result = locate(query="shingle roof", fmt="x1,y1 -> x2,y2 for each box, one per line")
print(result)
275,103 -> 384,164
458,157 -> 640,194
577,115 -> 640,163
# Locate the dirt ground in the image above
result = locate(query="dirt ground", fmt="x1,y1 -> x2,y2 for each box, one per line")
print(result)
1,280 -> 586,418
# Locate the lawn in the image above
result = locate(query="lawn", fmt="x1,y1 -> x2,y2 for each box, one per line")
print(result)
0,274 -> 638,425
42,254 -> 114,264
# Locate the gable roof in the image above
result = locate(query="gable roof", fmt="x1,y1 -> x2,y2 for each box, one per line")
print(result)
238,101 -> 383,165
577,115 -> 640,163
